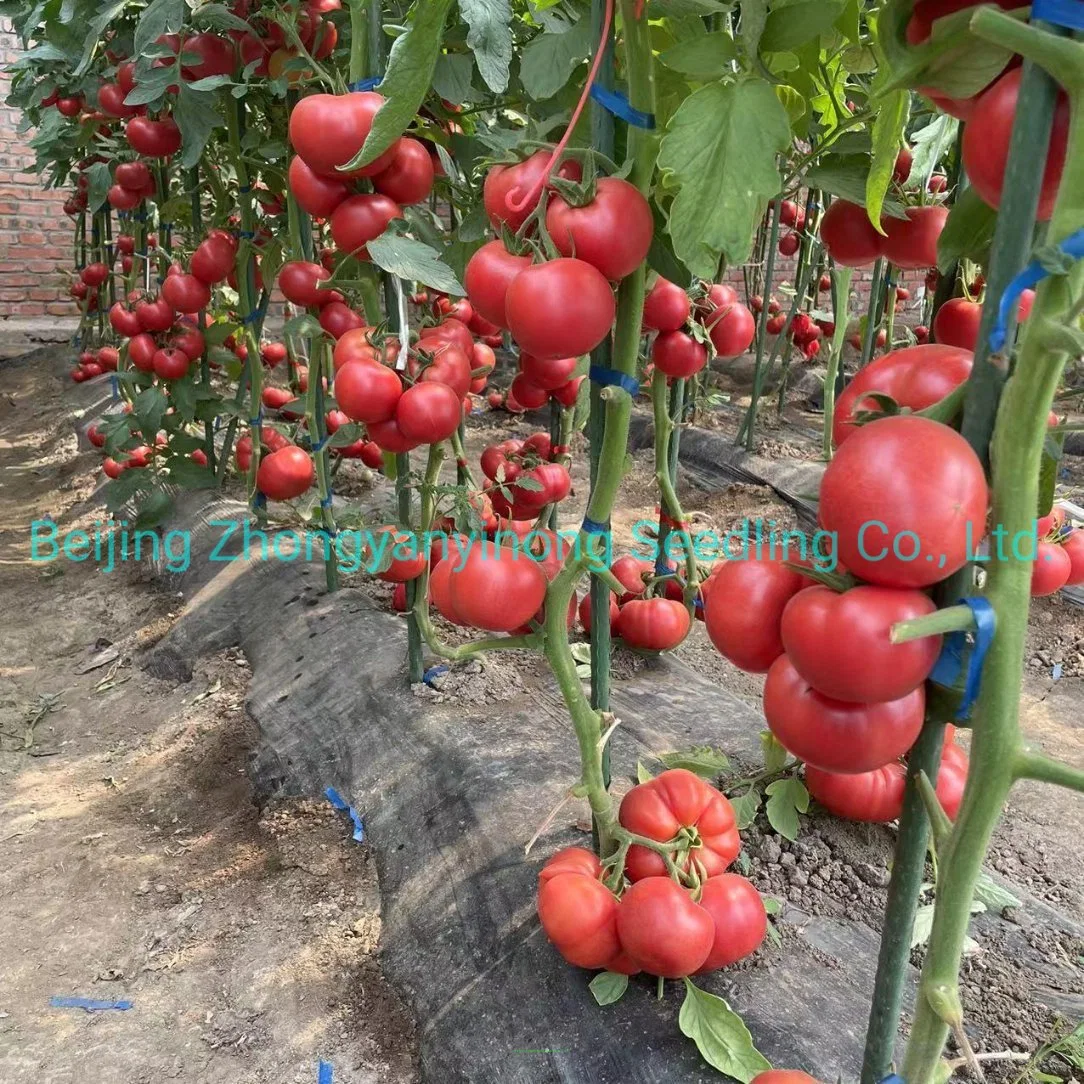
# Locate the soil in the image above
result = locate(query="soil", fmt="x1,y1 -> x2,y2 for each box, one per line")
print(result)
2,345 -> 1082,1083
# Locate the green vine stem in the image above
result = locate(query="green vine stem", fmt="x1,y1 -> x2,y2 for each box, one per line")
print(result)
822,266 -> 854,460
859,257 -> 886,369
306,339 -> 340,592
777,189 -> 823,413
899,21 -> 1084,1083
188,165 -> 216,473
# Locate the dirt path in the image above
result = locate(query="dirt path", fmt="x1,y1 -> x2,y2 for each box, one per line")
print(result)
0,354 -> 418,1083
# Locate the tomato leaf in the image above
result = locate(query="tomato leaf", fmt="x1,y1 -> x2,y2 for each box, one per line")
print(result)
936,187 -> 997,273
519,9 -> 594,102
367,231 -> 465,295
679,980 -> 772,1081
760,730 -> 789,774
906,113 -> 958,191
730,788 -> 761,831
167,457 -> 217,489
647,199 -> 693,288
589,971 -> 628,1006
432,53 -> 476,104
327,423 -> 365,449
866,88 -> 909,233
659,31 -> 737,81
659,747 -> 730,778
659,76 -> 790,278
132,0 -> 186,64
459,0 -> 512,94
134,487 -> 175,530
761,0 -> 846,53
973,872 -> 1021,912
354,0 -> 454,169
764,777 -> 808,841
636,761 -> 655,784
803,157 -> 906,217
173,85 -> 223,170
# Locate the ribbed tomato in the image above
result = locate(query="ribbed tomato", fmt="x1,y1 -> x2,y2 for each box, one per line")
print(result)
615,597 -> 691,651
447,541 -> 549,632
287,155 -> 350,217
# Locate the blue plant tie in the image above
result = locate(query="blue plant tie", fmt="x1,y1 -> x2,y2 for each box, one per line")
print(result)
324,786 -> 364,842
320,494 -> 333,509
423,663 -> 450,687
989,226 -> 1084,351
318,1062 -> 333,1084
589,84 -> 655,129
238,184 -> 251,193
693,595 -> 704,612
110,374 -> 120,402
349,77 -> 381,92
928,597 -> 996,719
160,221 -> 173,230
248,414 -> 263,427
580,515 -> 610,535
241,305 -> 266,325
879,1076 -> 906,1084
589,364 -> 639,397
254,492 -> 267,510
312,435 -> 330,453
237,229 -> 256,239
50,996 -> 133,1012
1032,0 -> 1084,27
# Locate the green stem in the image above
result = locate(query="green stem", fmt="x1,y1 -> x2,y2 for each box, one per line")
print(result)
822,266 -> 854,459
307,339 -> 339,592
395,451 -> 423,683
860,258 -> 886,369
1014,749 -> 1084,793
891,604 -> 975,643
188,165 -> 216,473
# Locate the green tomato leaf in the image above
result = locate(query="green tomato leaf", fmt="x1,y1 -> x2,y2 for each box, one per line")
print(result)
906,112 -> 958,190
327,422 -> 365,449
459,0 -> 512,94
835,0 -> 862,44
589,971 -> 628,1006
134,487 -> 175,530
73,0 -> 129,77
636,760 -> 655,784
659,76 -> 790,278
647,199 -> 693,288
866,89 -> 909,233
367,231 -> 465,295
764,777 -> 809,842
659,747 -> 730,778
679,980 -> 772,1082
649,0 -> 730,15
761,0 -> 846,53
803,157 -> 906,217
173,85 -> 223,170
739,0 -> 769,61
133,386 -> 168,441
973,872 -> 1022,913
659,31 -> 737,81
355,0 -> 455,169
936,186 -> 997,273
519,10 -> 594,102
432,53 -> 476,103
760,730 -> 789,774
85,160 -> 110,214
167,457 -> 217,489
133,0 -> 186,60
730,788 -> 761,831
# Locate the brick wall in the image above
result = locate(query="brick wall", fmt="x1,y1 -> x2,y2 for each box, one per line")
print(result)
0,24 -> 73,319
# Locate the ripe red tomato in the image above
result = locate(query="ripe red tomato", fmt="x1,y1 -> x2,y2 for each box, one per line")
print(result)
330,193 -> 401,256
616,877 -> 714,978
56,95 -> 84,117
932,298 -> 981,351
539,846 -> 602,885
778,232 -> 800,257
108,184 -> 142,210
781,585 -> 941,702
151,347 -> 189,380
416,342 -> 472,399
1062,530 -> 1084,586
615,597 -> 691,651
191,235 -> 236,285
464,240 -> 532,329
517,353 -> 573,391
178,32 -> 235,81
395,381 -> 462,444
703,558 -> 808,672
618,768 -> 739,882
805,761 -> 907,823
371,527 -> 426,582
707,301 -> 755,358
483,150 -> 582,232
418,317 -> 474,355
161,272 -> 211,314
652,330 -> 707,378
643,276 -> 691,332
128,332 -> 157,371
288,91 -> 398,180
881,206 -> 948,270
508,373 -> 549,410
819,416 -> 988,588
963,68 -> 1068,222
695,873 -> 767,972
538,871 -> 620,970
135,296 -> 175,332
765,654 -> 925,772
332,327 -> 382,370
1031,540 -> 1071,596
256,445 -> 314,500
820,200 -> 883,267
752,1071 -> 822,1084
505,258 -> 615,360
125,115 -> 181,158
447,541 -> 549,632
832,343 -> 973,446
545,177 -> 653,282
287,155 -> 350,217
278,260 -> 336,308
609,555 -> 651,602
371,137 -> 435,205
319,301 -> 365,339
109,302 -> 142,337
937,742 -> 969,820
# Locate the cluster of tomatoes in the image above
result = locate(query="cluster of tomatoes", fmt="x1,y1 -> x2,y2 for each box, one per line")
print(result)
538,769 -> 766,979
86,405 -> 207,479
70,345 -> 118,383
1032,506 -> 1084,597
645,278 -> 756,379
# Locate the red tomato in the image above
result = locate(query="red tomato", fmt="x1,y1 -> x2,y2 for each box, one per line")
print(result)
56,95 -> 84,117
464,240 -> 533,329
191,235 -> 236,285
416,342 -> 472,399
471,342 -> 496,376
752,1072 -> 822,1084
545,177 -> 653,282
937,742 -> 969,820
128,332 -> 157,371
505,258 -> 614,361
256,446 -> 314,500
707,301 -> 755,358
447,541 -> 549,632
507,373 -> 548,410
287,155 -> 350,217
483,150 -> 582,232
371,527 -> 426,582
618,768 -> 739,882
695,873 -> 767,973
932,298 -> 981,351
135,296 -> 175,332
832,343 -> 973,446
805,762 -> 908,823
278,260 -> 338,308
778,232 -> 800,257
963,68 -> 1068,222
881,206 -> 948,270
319,301 -> 365,339
161,272 -> 211,314
108,183 -> 142,210
610,554 -> 651,602
643,276 -> 691,332
371,137 -> 435,205
652,330 -> 707,378
125,115 -> 181,158
551,375 -> 584,407
538,846 -> 602,885
109,302 -> 142,338
395,381 -> 463,444
330,193 -> 401,256
615,877 -> 714,978
1062,530 -> 1084,586
615,597 -> 691,651
333,327 -> 382,370
1031,540 -> 1071,596
428,557 -> 467,624
538,872 -> 620,970
819,416 -> 988,588
764,654 -> 925,772
819,200 -> 883,267
780,585 -> 941,702
893,146 -> 913,184
703,558 -> 808,672
152,347 -> 190,380
287,91 -> 398,180
579,590 -> 620,633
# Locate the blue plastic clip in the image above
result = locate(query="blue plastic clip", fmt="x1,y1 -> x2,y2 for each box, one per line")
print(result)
989,226 -> 1084,352
589,84 -> 655,129
423,663 -> 450,687
325,786 -> 365,842
241,306 -> 266,326
589,364 -> 639,397
110,374 -> 120,402
928,598 -> 996,719
319,494 -> 334,509
1033,0 -> 1084,28
580,515 -> 610,535
50,996 -> 133,1012
318,1062 -> 333,1084
349,77 -> 381,92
